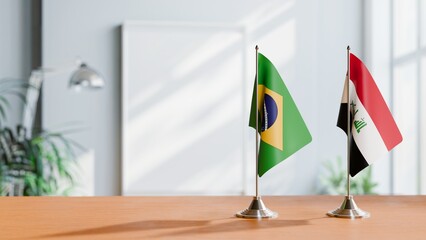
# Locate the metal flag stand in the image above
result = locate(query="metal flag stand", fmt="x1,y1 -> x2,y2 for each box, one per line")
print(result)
326,46 -> 370,219
236,45 -> 277,219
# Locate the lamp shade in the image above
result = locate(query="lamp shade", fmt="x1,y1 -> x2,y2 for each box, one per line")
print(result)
69,63 -> 104,90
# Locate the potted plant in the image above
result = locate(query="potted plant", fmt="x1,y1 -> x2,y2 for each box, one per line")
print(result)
0,79 -> 80,196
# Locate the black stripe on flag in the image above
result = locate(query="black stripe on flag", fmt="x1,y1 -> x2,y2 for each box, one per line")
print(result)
337,103 -> 369,177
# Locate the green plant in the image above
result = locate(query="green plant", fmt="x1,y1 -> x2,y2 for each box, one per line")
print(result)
0,125 -> 81,196
0,78 -> 81,196
318,156 -> 378,195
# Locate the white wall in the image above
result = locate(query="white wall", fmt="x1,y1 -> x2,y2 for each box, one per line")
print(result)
0,0 -> 32,127
42,0 -> 363,195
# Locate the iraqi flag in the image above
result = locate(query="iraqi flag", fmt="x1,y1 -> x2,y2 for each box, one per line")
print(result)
337,53 -> 403,177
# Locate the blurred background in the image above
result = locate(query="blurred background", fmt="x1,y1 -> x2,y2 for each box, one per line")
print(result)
0,0 -> 424,196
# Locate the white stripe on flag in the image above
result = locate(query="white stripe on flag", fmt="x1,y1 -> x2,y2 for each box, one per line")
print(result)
349,81 -> 388,164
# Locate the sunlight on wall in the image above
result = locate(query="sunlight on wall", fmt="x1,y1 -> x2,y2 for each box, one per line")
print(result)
240,0 -> 294,30
173,30 -> 244,79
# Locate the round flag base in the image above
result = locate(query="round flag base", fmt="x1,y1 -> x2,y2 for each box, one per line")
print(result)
236,196 -> 278,219
327,195 -> 370,219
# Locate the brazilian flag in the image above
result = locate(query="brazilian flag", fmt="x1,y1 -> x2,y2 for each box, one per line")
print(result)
249,53 -> 312,177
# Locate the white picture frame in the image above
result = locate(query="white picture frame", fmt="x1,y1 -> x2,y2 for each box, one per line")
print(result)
121,21 -> 248,195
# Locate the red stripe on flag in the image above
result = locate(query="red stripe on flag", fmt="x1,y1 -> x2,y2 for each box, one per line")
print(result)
350,53 -> 402,150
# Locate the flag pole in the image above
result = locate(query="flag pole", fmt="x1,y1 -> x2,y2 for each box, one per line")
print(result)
326,46 -> 369,219
255,45 -> 259,198
346,45 -> 351,198
236,45 -> 277,219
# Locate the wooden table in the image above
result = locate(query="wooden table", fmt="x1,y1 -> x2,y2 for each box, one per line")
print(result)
2,196 -> 426,239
